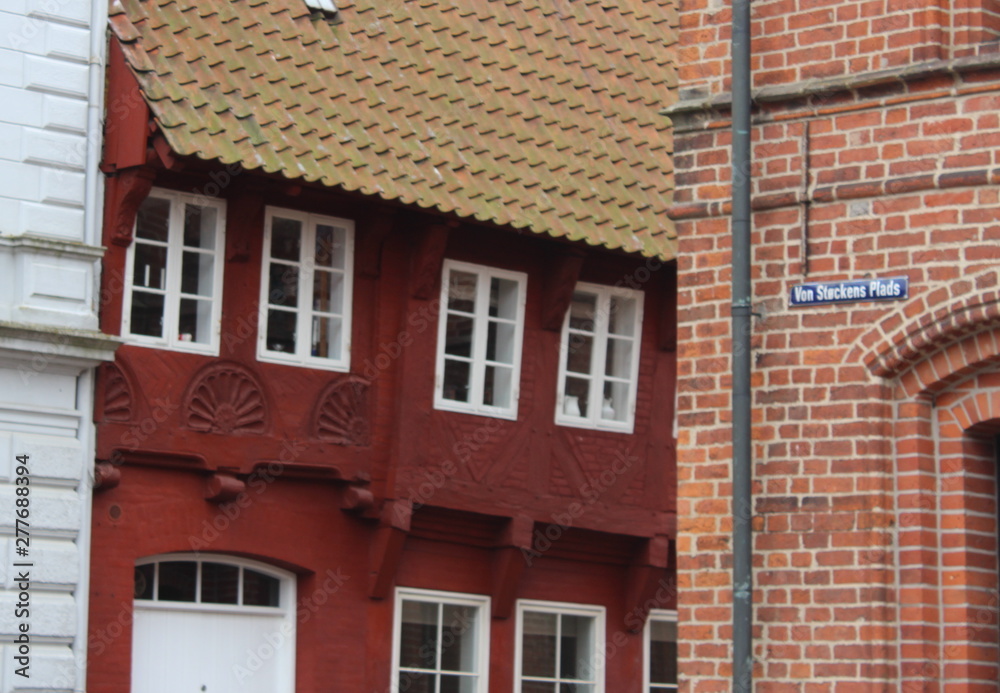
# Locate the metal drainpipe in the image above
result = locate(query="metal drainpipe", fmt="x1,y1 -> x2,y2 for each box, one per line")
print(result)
731,0 -> 754,689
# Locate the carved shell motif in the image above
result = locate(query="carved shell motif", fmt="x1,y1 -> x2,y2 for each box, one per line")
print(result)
186,365 -> 267,435
315,378 -> 369,446
103,365 -> 134,422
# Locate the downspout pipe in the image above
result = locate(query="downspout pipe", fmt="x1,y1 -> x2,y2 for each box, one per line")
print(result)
731,0 -> 754,689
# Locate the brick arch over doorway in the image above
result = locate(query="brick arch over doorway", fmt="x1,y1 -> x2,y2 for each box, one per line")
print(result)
891,324 -> 1000,691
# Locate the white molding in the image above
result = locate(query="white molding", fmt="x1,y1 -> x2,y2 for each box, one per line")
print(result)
433,259 -> 527,420
391,586 -> 492,693
555,281 -> 644,434
514,599 -> 607,693
257,206 -> 355,372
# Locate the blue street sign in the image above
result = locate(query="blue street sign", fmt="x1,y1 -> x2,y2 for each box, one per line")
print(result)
789,277 -> 908,307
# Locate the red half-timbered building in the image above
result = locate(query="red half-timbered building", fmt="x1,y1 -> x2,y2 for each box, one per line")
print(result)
89,1 -> 679,691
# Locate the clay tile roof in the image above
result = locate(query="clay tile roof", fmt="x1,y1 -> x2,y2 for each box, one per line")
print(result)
110,0 -> 677,259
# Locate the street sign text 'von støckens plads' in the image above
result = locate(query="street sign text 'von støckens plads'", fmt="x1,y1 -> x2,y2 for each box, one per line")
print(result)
789,277 -> 909,307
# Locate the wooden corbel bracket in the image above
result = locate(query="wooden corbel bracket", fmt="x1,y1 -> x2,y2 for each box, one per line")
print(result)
491,515 -> 535,619
541,248 -> 586,331
104,167 -> 156,247
369,499 -> 412,599
624,534 -> 672,633
409,224 -> 451,300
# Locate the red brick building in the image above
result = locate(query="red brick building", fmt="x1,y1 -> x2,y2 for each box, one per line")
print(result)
669,1 -> 1000,690
88,1 -> 680,692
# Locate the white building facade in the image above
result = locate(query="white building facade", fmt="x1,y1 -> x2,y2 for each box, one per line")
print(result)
0,0 -> 115,690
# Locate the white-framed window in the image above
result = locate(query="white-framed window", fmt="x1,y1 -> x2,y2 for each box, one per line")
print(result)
131,554 -> 296,693
515,600 -> 606,693
122,189 -> 226,353
644,610 -> 678,692
391,587 -> 491,693
556,282 -> 644,433
258,207 -> 354,370
434,260 -> 527,419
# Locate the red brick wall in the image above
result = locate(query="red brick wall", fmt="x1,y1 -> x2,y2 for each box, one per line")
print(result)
670,1 -> 1000,689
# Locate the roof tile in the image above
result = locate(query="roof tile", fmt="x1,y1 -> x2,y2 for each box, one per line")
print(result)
113,0 -> 677,259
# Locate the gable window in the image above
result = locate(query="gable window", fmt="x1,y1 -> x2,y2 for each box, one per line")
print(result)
258,207 -> 354,370
131,554 -> 295,693
122,189 -> 226,353
556,283 -> 643,433
644,610 -> 678,692
515,600 -> 605,693
391,587 -> 490,693
434,260 -> 527,419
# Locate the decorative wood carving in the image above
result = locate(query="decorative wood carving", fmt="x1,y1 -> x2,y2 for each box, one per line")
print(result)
369,499 -> 411,599
102,364 -> 134,422
184,363 -> 268,435
491,515 -> 534,618
542,248 -> 586,331
314,377 -> 370,445
105,167 -> 155,247
204,472 -> 246,503
410,224 -> 451,299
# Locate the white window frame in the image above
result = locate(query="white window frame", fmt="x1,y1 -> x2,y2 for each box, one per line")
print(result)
644,609 -> 678,693
131,553 -> 296,693
555,282 -> 644,433
434,260 -> 527,420
121,188 -> 226,354
257,207 -> 355,371
391,587 -> 491,693
514,599 -> 606,693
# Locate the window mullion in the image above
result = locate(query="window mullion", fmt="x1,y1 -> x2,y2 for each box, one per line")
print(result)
436,602 -> 445,692
163,199 -> 184,346
555,613 -> 563,685
589,293 -> 611,422
297,220 -> 313,360
470,271 -> 490,408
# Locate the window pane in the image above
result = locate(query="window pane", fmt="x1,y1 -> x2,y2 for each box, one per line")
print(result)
243,569 -> 280,607
201,562 -> 239,604
568,292 -> 597,331
522,611 -> 557,677
484,365 -> 512,409
266,310 -> 297,353
398,673 -> 435,693
489,277 -> 519,319
134,564 -> 155,600
563,377 -> 590,418
268,263 -> 299,307
522,684 -> 556,693
129,291 -> 165,338
183,204 -> 217,250
271,217 -> 302,261
559,615 -> 594,680
440,674 -> 477,693
135,197 -> 170,242
446,315 -> 474,358
565,334 -> 593,375
448,271 -> 477,313
487,320 -> 515,364
440,603 -> 478,673
400,600 -> 439,669
178,297 -> 212,344
311,316 -> 342,359
604,337 -> 633,379
181,251 -> 215,297
313,269 -> 344,314
608,296 -> 637,337
601,380 -> 630,422
560,685 -> 593,693
315,224 -> 345,269
133,244 -> 167,290
157,561 -> 197,602
649,620 -> 678,685
443,360 -> 471,402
